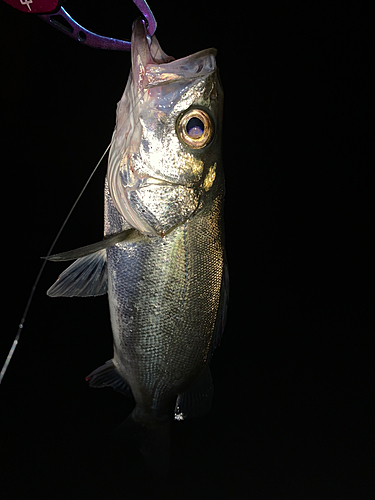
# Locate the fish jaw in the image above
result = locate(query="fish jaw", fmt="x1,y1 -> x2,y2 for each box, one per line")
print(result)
107,18 -> 222,236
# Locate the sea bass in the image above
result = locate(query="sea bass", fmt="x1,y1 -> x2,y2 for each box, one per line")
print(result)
48,18 -> 227,435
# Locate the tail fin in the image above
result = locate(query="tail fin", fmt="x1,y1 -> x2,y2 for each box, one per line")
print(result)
111,412 -> 171,477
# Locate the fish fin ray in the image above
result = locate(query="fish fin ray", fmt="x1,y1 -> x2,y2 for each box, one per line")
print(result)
174,365 -> 214,420
85,360 -> 132,396
43,228 -> 140,262
47,249 -> 107,297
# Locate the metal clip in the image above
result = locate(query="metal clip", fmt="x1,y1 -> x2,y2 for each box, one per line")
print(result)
2,0 -> 156,50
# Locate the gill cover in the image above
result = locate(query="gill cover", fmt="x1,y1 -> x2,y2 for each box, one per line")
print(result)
107,18 -> 219,236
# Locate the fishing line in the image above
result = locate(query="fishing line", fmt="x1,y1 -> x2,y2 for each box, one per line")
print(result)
1,84 -> 146,385
0,141 -> 112,385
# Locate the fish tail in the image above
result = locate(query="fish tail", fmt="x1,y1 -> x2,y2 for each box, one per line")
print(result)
138,417 -> 171,477
112,411 -> 171,477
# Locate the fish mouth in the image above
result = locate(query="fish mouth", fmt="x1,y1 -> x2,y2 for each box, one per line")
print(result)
131,17 -> 174,71
131,18 -> 217,91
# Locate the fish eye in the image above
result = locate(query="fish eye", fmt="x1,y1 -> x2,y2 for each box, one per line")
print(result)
177,109 -> 213,149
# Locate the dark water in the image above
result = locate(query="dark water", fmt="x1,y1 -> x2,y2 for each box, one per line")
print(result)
1,1 -> 373,498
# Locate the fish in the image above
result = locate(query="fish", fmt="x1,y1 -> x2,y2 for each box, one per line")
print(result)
47,18 -> 227,471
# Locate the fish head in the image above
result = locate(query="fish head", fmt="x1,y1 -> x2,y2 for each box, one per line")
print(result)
107,18 -> 223,236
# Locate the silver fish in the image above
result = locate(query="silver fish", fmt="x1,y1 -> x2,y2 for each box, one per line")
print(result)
48,19 -> 227,437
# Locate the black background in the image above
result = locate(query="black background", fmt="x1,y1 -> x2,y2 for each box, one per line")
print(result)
1,1 -> 373,498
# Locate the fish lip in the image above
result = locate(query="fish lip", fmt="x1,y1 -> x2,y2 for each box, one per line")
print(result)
131,17 -> 217,65
131,17 -> 173,72
131,18 -> 217,90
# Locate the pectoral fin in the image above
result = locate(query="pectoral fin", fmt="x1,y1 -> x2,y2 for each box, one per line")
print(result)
174,365 -> 214,421
43,228 -> 143,262
47,249 -> 107,297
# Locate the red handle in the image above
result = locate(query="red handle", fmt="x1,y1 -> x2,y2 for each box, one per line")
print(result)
2,0 -> 60,14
